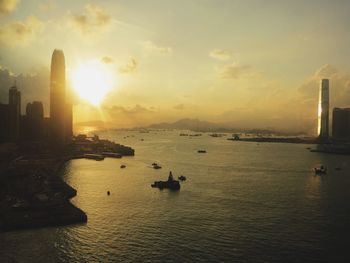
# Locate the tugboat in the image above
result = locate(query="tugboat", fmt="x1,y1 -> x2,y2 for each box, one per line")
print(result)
314,165 -> 327,174
178,175 -> 186,181
151,171 -> 180,190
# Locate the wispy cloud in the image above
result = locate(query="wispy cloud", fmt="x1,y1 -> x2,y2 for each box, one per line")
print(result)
101,56 -> 114,64
142,40 -> 173,55
298,64 -> 350,108
173,104 -> 185,110
0,0 -> 20,16
68,4 -> 111,34
0,16 -> 44,45
209,49 -> 231,61
217,63 -> 252,79
38,1 -> 55,12
119,57 -> 138,74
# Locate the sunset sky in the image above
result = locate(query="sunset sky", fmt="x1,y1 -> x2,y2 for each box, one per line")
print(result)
1,0 -> 350,133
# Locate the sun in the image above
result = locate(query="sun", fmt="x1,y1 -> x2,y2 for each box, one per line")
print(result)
71,60 -> 115,106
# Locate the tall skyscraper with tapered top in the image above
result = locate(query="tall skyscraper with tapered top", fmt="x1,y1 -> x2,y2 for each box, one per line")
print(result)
317,79 -> 329,139
50,49 -> 69,147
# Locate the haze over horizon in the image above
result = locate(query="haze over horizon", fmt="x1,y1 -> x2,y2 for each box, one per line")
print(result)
1,0 -> 350,134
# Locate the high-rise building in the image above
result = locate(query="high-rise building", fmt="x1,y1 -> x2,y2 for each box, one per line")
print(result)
65,102 -> 73,139
332,108 -> 350,140
0,103 -> 10,142
50,49 -> 70,146
317,79 -> 329,138
8,85 -> 21,141
23,101 -> 45,140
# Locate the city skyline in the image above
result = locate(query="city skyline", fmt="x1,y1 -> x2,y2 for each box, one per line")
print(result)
1,1 -> 350,133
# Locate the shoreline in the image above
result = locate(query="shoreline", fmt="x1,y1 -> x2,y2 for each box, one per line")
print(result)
0,137 -> 134,232
0,157 -> 87,232
227,137 -> 317,144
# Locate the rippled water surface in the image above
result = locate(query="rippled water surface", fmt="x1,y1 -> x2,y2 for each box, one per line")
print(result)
2,131 -> 350,262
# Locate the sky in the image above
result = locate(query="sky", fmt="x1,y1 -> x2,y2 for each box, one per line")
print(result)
1,0 -> 350,134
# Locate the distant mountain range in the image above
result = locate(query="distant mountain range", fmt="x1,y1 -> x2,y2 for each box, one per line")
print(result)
145,118 -> 301,135
147,118 -> 229,132
75,118 -> 308,136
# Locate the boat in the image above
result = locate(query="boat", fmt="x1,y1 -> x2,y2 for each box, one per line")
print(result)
84,154 -> 104,161
153,164 -> 162,169
178,175 -> 186,181
197,150 -> 207,153
314,165 -> 327,174
151,172 -> 180,190
120,165 -> 126,168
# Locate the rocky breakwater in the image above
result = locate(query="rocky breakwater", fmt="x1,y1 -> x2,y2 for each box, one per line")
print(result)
0,155 -> 87,232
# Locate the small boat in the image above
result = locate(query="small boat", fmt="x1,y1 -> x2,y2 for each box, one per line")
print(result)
153,164 -> 162,169
178,175 -> 186,181
151,162 -> 158,166
197,150 -> 206,153
314,165 -> 327,174
120,165 -> 126,168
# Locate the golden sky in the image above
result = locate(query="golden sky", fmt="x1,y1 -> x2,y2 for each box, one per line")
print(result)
1,0 -> 350,133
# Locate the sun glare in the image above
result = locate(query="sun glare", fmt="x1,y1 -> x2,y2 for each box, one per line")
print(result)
71,60 -> 115,106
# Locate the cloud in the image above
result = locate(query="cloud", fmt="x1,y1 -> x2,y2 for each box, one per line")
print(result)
106,104 -> 154,115
38,1 -> 55,12
209,49 -> 231,61
69,4 -> 111,34
142,41 -> 173,55
0,16 -> 44,45
101,56 -> 113,64
218,63 -> 252,79
0,0 -> 19,15
298,64 -> 350,108
173,104 -> 185,110
119,57 -> 138,74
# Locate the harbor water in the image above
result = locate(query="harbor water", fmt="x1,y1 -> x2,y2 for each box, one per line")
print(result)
1,130 -> 350,262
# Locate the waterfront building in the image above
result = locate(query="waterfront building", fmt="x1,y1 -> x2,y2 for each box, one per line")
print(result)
65,101 -> 73,140
318,79 -> 329,139
8,85 -> 21,141
332,108 -> 350,140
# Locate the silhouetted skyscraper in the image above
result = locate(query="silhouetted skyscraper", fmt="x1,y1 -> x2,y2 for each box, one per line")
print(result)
9,85 -> 21,141
318,79 -> 329,138
24,101 -> 45,140
0,103 -> 10,142
332,108 -> 350,140
50,49 -> 67,146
